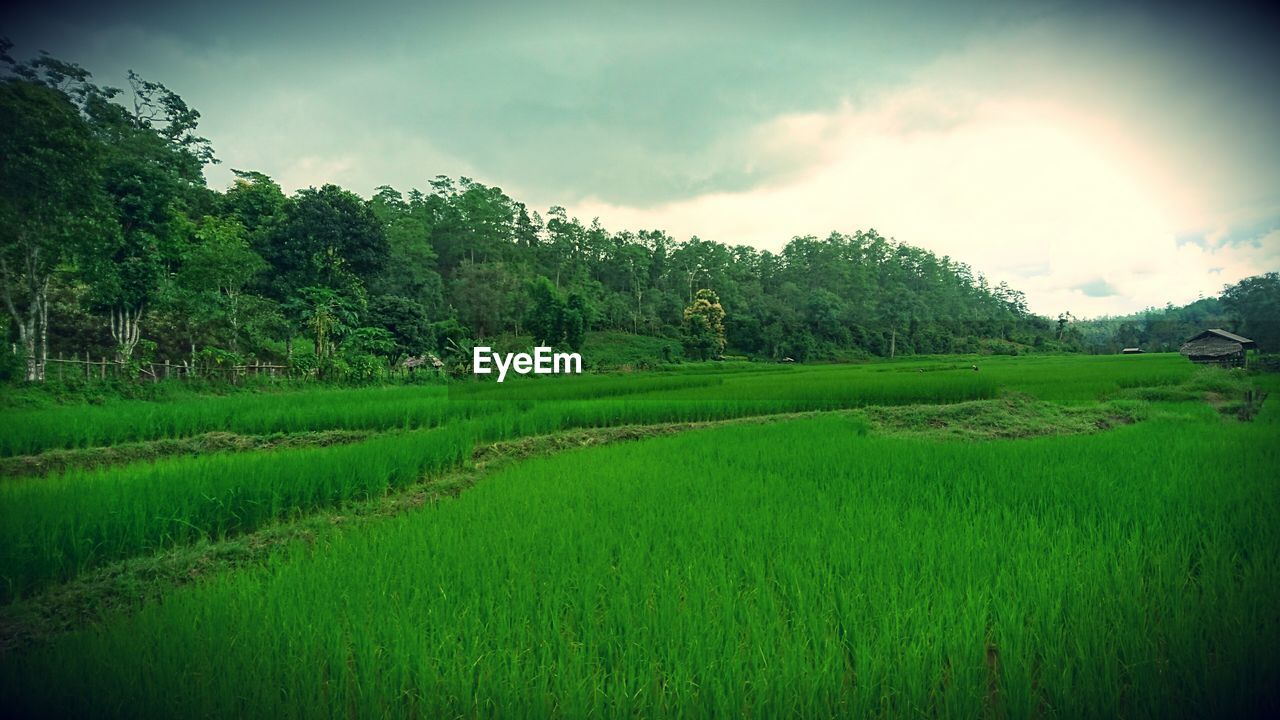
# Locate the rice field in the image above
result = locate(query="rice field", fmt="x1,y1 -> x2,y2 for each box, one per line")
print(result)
1,353 -> 1276,718
0,353 -> 1191,456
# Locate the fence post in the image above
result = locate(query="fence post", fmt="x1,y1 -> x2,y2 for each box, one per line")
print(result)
99,357 -> 106,380
84,352 -> 90,379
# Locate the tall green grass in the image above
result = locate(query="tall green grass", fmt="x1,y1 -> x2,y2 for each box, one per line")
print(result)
4,411 -> 1276,717
0,385 -> 452,457
1,354 -> 1189,457
0,384 -> 992,599
0,355 -> 1209,599
0,366 -> 977,458
0,426 -> 474,600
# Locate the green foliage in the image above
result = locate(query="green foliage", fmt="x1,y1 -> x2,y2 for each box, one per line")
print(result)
284,286 -> 361,369
577,331 -> 682,369
564,291 -> 590,351
0,348 -> 24,383
3,406 -> 1277,716
0,63 -> 109,380
1221,272 -> 1280,351
365,295 -> 432,361
272,184 -> 388,297
523,277 -> 591,351
1074,276 -> 1280,356
682,288 -> 726,360
524,276 -> 566,347
9,44 -> 1277,389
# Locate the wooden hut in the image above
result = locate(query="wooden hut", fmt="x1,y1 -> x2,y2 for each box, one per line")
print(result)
1178,329 -> 1256,367
1121,348 -> 1144,354
403,352 -> 445,375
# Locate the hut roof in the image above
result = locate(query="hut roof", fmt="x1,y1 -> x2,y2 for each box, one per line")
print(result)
1185,329 -> 1256,348
403,353 -> 445,369
1179,336 -> 1243,358
1121,347 -> 1143,354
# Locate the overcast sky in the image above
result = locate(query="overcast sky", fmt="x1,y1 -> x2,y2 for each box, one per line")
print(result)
5,0 -> 1277,317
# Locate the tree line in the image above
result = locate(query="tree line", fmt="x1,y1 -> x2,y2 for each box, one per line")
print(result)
19,44 -> 1262,384
1072,274 -> 1280,355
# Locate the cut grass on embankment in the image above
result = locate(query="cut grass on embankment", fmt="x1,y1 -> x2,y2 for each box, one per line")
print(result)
0,429 -> 375,479
4,408 -> 1277,718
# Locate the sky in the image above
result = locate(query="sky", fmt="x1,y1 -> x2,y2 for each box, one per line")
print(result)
4,0 -> 1277,317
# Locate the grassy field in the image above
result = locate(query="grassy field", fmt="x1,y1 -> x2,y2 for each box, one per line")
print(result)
1,353 -> 1276,717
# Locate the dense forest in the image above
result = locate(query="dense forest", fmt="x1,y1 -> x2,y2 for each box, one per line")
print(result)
3,45 -> 1276,382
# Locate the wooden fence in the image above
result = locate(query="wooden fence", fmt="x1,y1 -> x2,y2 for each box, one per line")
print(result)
43,353 -> 288,383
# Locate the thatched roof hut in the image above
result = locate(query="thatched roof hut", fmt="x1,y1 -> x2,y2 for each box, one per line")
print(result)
1179,329 -> 1255,367
403,353 -> 444,371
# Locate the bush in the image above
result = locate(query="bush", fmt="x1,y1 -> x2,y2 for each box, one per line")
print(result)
0,348 -> 25,383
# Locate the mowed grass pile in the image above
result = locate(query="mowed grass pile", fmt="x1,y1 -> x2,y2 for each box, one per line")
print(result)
0,385 -> 452,457
5,408 -> 1277,718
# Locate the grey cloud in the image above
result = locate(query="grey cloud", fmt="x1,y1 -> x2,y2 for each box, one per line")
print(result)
1076,279 -> 1118,298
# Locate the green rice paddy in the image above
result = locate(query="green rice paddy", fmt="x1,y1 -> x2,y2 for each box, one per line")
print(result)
1,354 -> 1276,717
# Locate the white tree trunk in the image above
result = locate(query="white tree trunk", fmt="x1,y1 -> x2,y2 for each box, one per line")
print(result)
0,251 -> 50,382
37,276 -> 49,381
110,305 -> 144,363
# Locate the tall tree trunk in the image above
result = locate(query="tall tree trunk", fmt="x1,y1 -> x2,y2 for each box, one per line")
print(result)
227,290 -> 240,353
0,252 -> 50,382
890,327 -> 897,359
110,305 -> 144,363
37,277 -> 48,381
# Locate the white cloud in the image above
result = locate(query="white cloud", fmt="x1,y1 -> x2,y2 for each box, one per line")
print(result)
566,21 -> 1280,318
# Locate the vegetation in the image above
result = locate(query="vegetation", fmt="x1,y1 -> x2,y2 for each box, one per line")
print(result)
1072,273 -> 1280,354
1,365 -> 1276,716
1,43 -> 1085,385
3,36 -> 1279,720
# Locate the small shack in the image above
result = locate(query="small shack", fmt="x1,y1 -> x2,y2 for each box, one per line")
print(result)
403,352 -> 445,374
1178,329 -> 1256,367
1121,348 -> 1144,354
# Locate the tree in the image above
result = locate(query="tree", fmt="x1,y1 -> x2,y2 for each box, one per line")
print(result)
451,261 -> 517,340
178,216 -> 268,352
285,286 -> 360,371
523,276 -> 590,351
564,291 -> 590,352
525,276 -> 567,347
222,170 -> 288,296
682,288 -> 726,360
366,295 -> 433,362
368,185 -> 444,314
1221,272 -> 1280,351
275,184 -> 388,296
78,68 -> 214,363
0,52 -> 108,380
